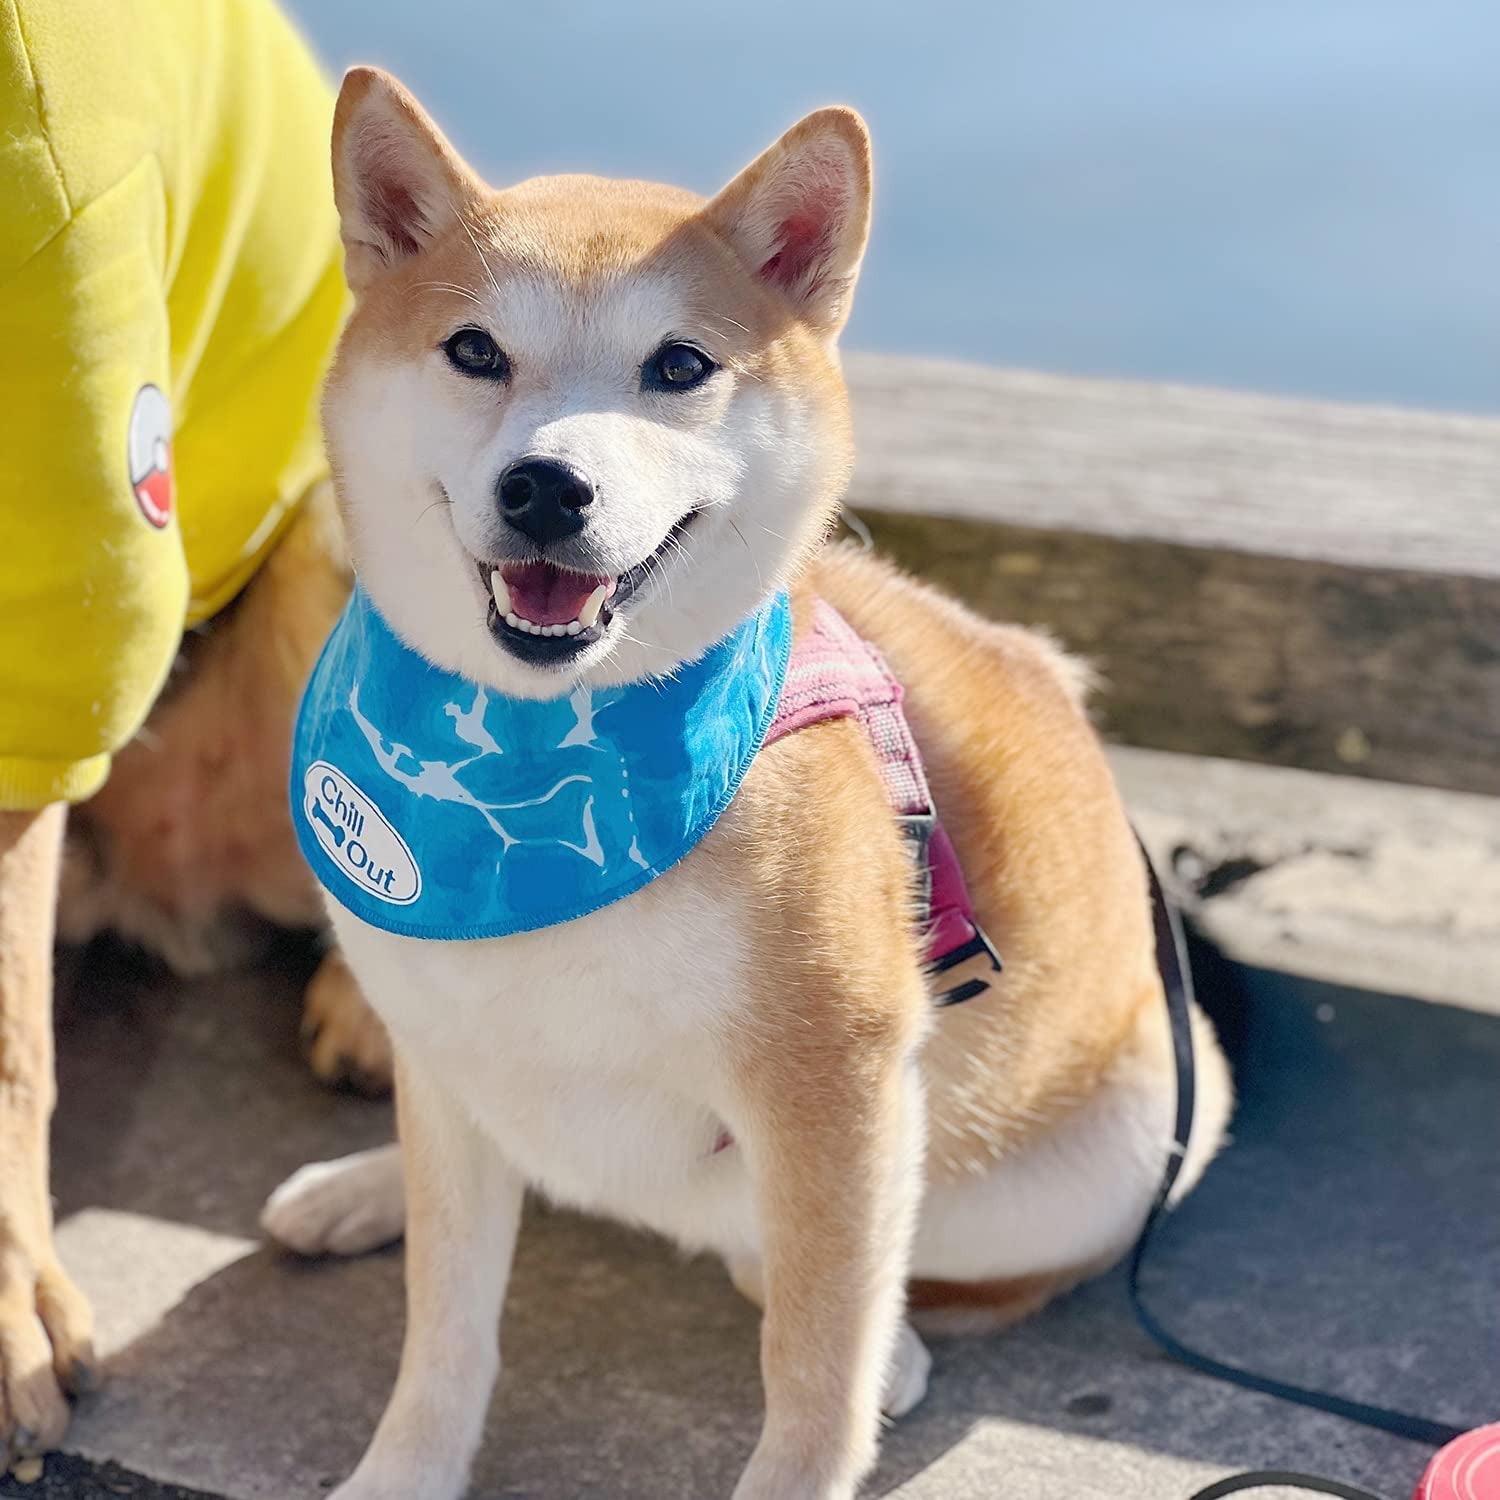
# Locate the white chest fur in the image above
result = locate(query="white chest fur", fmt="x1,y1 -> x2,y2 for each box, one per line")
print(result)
330,842 -> 762,1257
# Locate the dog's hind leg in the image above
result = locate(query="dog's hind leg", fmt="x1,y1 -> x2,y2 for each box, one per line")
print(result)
261,1143 -> 405,1256
299,948 -> 394,1097
908,997 -> 1233,1333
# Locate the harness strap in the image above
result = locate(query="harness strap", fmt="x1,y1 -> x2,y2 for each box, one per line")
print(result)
766,599 -> 1001,1004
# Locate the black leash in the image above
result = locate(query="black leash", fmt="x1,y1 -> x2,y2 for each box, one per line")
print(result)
1133,845 -> 1465,1497
1188,1473 -> 1392,1500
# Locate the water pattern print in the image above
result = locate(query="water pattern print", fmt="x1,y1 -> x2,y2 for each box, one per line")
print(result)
291,585 -> 792,940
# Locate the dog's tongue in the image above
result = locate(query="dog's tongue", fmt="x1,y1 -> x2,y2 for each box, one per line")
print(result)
501,561 -> 615,626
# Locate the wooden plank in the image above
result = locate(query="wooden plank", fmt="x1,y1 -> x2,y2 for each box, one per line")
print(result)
1114,746 -> 1500,1016
858,510 -> 1500,794
843,356 -> 1500,795
845,355 -> 1500,577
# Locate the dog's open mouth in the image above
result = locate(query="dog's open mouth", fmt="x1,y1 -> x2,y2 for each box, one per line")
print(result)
478,511 -> 698,665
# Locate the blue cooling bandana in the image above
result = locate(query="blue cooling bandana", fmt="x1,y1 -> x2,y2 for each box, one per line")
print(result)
291,585 -> 792,940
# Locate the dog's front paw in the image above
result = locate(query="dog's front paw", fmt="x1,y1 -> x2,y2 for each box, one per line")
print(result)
324,1446 -> 472,1500
881,1321 -> 931,1418
262,1145 -> 405,1257
731,1458 -> 859,1500
0,1241 -> 95,1464
301,948 -> 393,1095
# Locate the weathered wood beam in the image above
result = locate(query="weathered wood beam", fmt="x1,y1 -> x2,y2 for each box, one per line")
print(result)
1114,746 -> 1500,1016
845,355 -> 1500,795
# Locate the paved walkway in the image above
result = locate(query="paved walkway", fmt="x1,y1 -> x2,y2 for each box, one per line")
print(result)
10,932 -> 1482,1500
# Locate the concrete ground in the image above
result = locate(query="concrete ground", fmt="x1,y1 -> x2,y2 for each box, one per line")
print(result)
7,927 -> 1491,1500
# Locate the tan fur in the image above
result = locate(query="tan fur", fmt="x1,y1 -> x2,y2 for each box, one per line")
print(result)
299,947 -> 394,1093
715,718 -> 930,1482
907,1262 -> 1107,1334
0,805 -> 94,1457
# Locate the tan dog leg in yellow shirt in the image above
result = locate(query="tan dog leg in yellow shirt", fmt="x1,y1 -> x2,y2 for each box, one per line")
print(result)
0,805 -> 96,1459
0,489 -> 382,1463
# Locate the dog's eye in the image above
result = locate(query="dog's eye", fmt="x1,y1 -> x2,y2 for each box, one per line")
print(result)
643,342 -> 715,392
443,328 -> 510,380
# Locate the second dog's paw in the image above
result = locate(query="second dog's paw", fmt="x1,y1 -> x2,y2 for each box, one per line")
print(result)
301,948 -> 393,1095
881,1321 -> 931,1419
261,1146 -> 405,1258
0,1248 -> 96,1464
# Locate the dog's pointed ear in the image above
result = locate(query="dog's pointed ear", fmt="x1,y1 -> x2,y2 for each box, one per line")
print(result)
332,67 -> 482,289
705,108 -> 872,337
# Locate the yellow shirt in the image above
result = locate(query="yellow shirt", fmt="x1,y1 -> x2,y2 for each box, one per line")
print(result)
0,0 -> 346,807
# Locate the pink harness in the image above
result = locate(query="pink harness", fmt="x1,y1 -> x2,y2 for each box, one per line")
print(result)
764,599 -> 1002,1006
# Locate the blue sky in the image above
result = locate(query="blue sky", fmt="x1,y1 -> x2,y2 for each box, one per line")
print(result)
287,1 -> 1500,413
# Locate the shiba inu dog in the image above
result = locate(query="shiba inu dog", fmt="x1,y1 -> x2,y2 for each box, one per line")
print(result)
263,67 -> 1233,1500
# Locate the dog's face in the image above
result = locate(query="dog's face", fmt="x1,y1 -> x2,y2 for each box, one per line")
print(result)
324,68 -> 872,696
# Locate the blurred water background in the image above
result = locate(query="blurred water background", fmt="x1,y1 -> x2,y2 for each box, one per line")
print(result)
286,1 -> 1499,413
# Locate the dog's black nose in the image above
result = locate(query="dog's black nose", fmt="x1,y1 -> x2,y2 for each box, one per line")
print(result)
496,458 -> 594,547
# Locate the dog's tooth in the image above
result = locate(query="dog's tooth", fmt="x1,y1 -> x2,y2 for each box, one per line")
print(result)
527,621 -> 542,635
566,620 -> 582,636
504,611 -> 520,629
577,584 -> 610,629
490,570 -> 511,615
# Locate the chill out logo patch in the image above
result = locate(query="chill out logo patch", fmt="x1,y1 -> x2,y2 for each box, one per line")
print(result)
127,383 -> 173,529
303,761 -> 421,905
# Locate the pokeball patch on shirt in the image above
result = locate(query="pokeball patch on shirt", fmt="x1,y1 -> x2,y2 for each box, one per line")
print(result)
127,384 -> 173,529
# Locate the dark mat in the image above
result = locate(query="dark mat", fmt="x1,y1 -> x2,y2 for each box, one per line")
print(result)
1138,934 -> 1499,1441
0,1454 -> 222,1500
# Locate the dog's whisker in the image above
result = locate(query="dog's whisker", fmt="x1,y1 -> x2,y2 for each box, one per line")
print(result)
448,199 -> 503,305
612,625 -> 677,660
410,280 -> 485,306
727,519 -> 765,594
634,524 -> 697,616
413,495 -> 453,532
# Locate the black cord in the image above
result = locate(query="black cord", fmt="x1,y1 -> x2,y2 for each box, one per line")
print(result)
1131,1209 -> 1463,1448
1132,845 -> 1466,1500
1188,1472 -> 1393,1500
